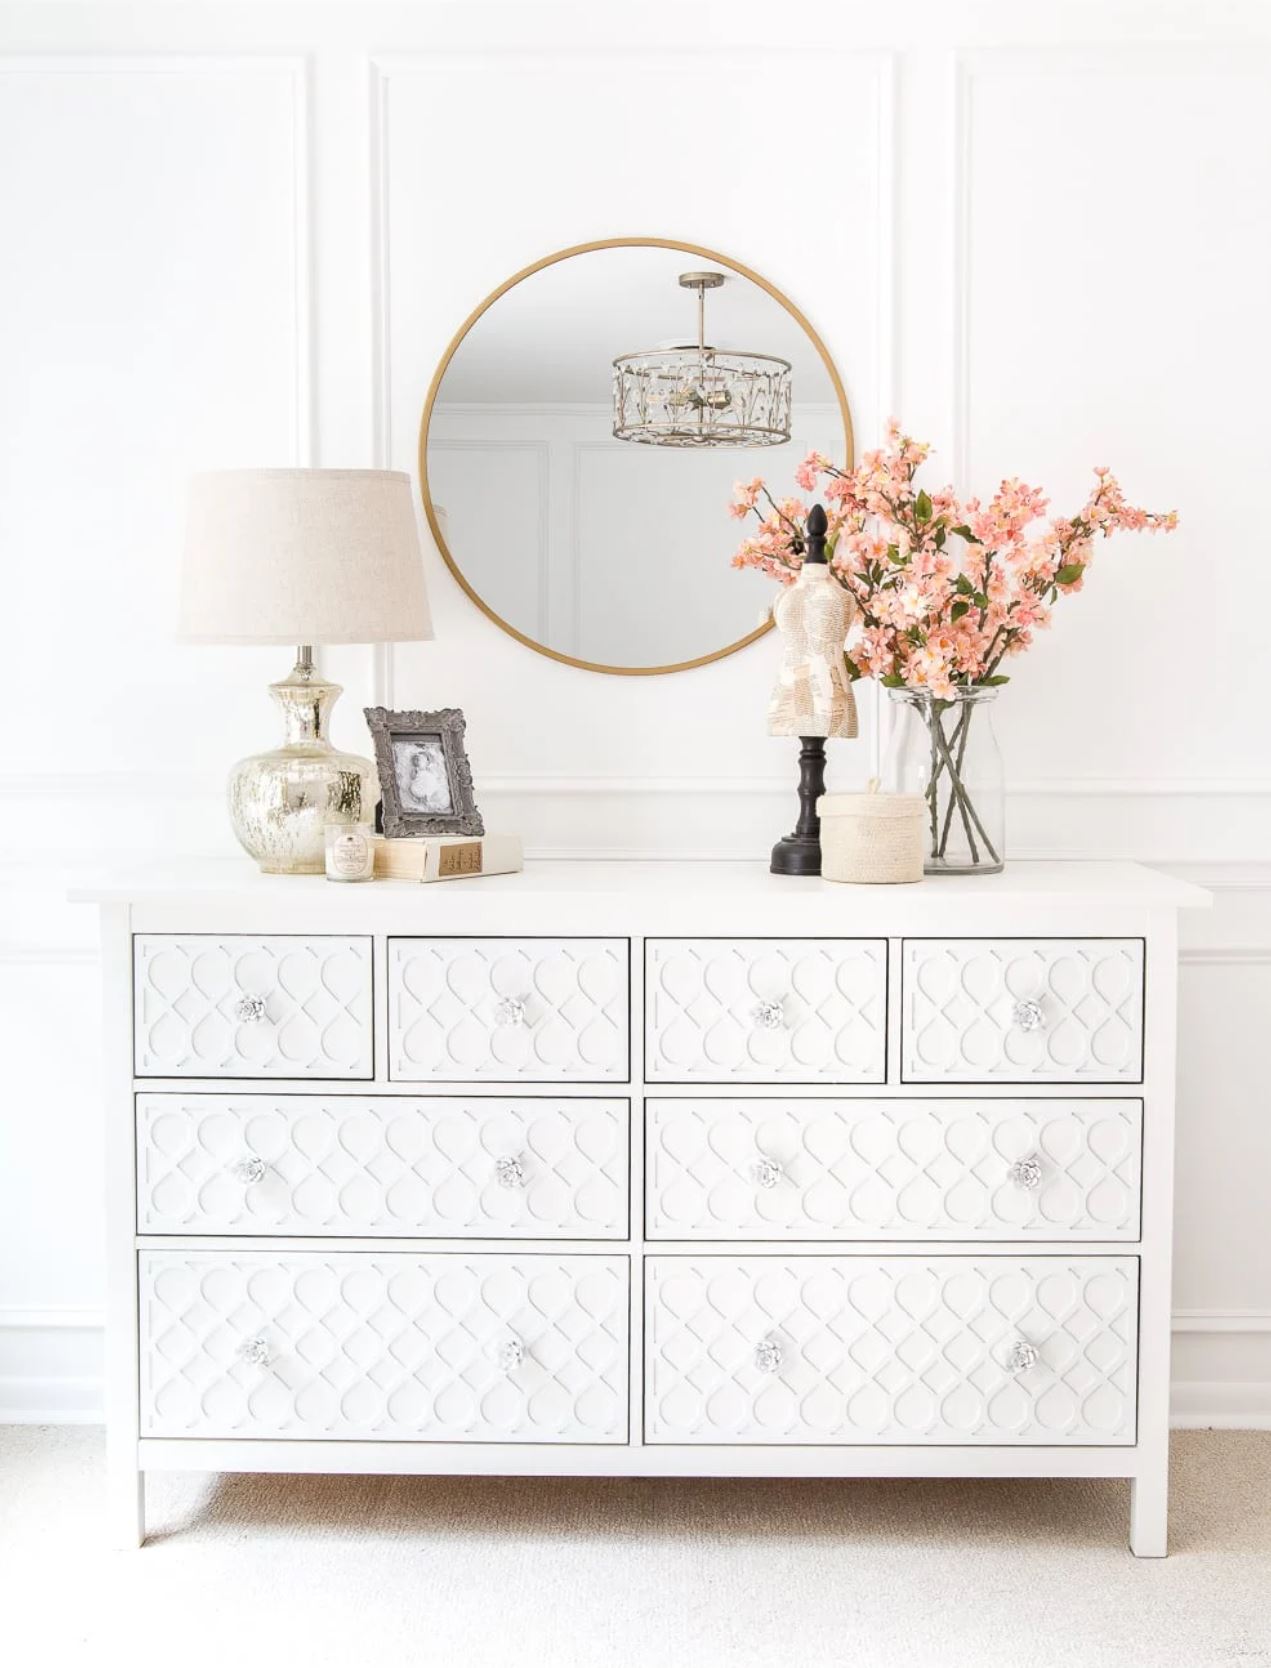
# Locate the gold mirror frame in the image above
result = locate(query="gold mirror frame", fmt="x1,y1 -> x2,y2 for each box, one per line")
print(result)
418,237 -> 854,677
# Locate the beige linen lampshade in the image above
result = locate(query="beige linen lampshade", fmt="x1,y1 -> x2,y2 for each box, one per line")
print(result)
178,467 -> 432,645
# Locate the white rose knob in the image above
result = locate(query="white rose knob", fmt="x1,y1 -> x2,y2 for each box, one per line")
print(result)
495,1154 -> 527,1190
497,1338 -> 525,1373
751,1157 -> 783,1191
1008,1153 -> 1044,1192
754,1337 -> 783,1375
238,1335 -> 271,1368
230,1155 -> 267,1185
1011,999 -> 1045,1033
234,994 -> 268,1025
1005,1338 -> 1039,1376
495,996 -> 528,1028
751,998 -> 786,1032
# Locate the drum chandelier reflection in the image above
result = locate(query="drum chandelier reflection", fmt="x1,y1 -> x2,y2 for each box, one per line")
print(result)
612,271 -> 793,448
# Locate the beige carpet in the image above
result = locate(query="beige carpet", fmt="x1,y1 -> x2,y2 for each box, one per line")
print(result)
2,1428 -> 1270,1668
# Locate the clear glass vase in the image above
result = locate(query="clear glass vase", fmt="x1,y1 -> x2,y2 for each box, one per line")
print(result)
884,686 -> 1005,875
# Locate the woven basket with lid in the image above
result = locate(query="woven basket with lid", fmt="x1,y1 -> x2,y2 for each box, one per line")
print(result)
817,784 -> 925,885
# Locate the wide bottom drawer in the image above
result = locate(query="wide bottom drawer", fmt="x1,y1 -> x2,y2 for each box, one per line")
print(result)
140,1251 -> 629,1442
645,1255 -> 1138,1446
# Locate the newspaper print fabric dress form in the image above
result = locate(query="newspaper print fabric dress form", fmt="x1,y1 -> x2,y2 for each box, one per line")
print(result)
768,562 -> 859,739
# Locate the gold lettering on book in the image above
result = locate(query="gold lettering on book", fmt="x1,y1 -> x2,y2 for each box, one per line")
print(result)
438,842 -> 483,877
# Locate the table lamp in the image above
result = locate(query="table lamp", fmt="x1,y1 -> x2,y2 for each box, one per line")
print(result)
179,468 -> 433,874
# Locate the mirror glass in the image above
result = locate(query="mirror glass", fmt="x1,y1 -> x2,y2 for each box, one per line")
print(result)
421,242 -> 850,674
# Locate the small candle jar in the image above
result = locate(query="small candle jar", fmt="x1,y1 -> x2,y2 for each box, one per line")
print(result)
324,822 -> 375,883
817,787 -> 925,884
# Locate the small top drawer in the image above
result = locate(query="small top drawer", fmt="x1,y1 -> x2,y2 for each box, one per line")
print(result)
902,938 -> 1144,1083
133,935 -> 373,1079
645,939 -> 887,1083
388,938 -> 629,1081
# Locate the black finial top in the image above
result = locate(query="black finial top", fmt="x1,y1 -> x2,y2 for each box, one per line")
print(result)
804,501 -> 828,564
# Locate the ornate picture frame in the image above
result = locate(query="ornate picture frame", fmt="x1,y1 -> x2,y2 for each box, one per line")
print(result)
363,706 -> 484,838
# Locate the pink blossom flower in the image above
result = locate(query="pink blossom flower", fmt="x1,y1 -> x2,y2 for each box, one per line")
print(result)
727,428 -> 1177,690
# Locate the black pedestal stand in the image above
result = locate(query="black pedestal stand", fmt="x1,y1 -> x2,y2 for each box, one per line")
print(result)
770,500 -> 831,877
770,735 -> 827,875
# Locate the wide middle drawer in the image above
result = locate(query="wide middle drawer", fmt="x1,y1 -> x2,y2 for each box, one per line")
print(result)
645,1098 -> 1142,1241
139,1249 -> 630,1442
136,1094 -> 630,1238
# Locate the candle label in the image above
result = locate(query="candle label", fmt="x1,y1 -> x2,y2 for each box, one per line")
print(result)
326,825 -> 374,882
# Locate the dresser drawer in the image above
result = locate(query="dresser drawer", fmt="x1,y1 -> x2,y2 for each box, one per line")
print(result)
645,1254 -> 1137,1445
388,938 -> 629,1082
902,939 -> 1145,1083
136,1094 -> 629,1238
133,935 -> 373,1079
645,939 -> 887,1083
645,1098 -> 1142,1241
139,1250 -> 629,1441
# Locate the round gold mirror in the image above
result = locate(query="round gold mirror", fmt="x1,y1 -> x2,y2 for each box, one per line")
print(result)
419,238 -> 853,676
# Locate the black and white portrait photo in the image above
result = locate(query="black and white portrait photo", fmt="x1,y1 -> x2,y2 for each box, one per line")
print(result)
392,735 -> 454,815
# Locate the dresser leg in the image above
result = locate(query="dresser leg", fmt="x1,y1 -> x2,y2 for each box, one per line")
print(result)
110,1466 -> 145,1549
1129,1471 -> 1168,1558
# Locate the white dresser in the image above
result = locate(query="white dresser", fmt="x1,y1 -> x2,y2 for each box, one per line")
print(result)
80,859 -> 1207,1553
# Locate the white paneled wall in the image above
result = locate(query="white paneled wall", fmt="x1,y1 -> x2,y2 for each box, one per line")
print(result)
0,0 -> 1268,1423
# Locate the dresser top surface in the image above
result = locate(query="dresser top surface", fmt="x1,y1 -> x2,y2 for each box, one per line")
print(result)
72,857 -> 1209,912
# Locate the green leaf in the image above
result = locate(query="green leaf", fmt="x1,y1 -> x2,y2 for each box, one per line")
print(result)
980,674 -> 1011,686
950,600 -> 969,621
886,543 -> 901,563
1054,562 -> 1085,585
915,490 -> 933,523
842,654 -> 864,681
951,523 -> 979,543
972,591 -> 989,609
954,574 -> 974,595
880,673 -> 906,688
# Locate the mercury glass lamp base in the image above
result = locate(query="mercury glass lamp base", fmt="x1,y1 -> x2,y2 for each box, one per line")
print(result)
227,655 -> 380,875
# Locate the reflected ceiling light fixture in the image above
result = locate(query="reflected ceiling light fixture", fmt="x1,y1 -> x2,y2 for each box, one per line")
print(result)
612,270 -> 793,447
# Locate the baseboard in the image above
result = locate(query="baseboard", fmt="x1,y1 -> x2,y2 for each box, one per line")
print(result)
1169,1381 -> 1271,1430
4,1310 -> 1270,1431
0,1310 -> 103,1424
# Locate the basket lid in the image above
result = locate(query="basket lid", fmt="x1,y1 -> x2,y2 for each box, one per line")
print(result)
818,790 -> 925,820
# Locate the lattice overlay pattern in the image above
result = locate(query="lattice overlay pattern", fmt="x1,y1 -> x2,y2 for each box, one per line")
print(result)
646,1099 -> 1142,1241
645,939 -> 886,1082
902,939 -> 1144,1082
646,1255 -> 1137,1444
137,1095 -> 629,1237
133,936 -> 373,1078
389,939 -> 628,1081
140,1252 -> 629,1441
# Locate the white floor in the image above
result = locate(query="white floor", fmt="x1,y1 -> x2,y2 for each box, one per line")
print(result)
3,1428 -> 1270,1668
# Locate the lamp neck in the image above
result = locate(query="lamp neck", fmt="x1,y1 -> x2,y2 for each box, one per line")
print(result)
270,648 -> 340,749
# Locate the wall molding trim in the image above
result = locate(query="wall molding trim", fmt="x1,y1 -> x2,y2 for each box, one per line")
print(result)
4,770 -> 1269,800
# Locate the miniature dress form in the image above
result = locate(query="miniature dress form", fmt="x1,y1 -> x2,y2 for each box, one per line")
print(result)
767,515 -> 858,739
767,504 -> 859,877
